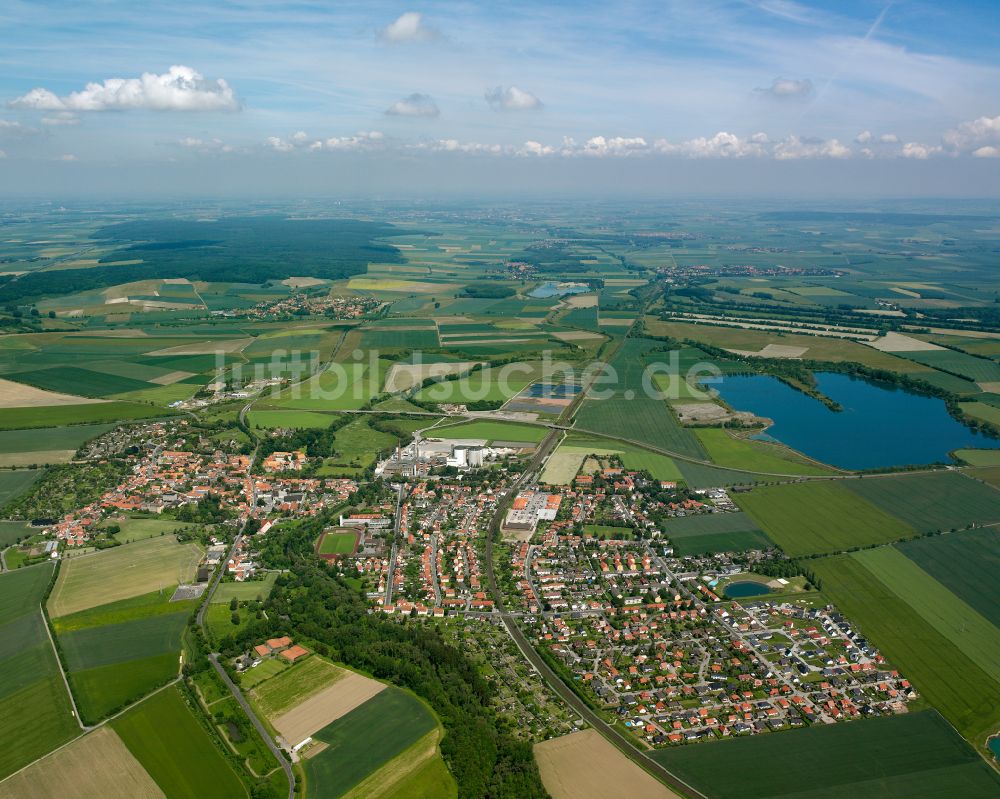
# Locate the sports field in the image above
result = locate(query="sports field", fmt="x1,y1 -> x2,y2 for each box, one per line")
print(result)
0,726 -> 163,799
735,481 -> 915,556
303,687 -> 438,799
663,512 -> 771,556
112,687 -> 246,799
898,529 -> 1000,626
317,530 -> 358,555
843,471 -> 1000,532
653,710 -> 1000,799
535,728 -> 679,799
812,554 -> 1000,742
48,535 -> 203,617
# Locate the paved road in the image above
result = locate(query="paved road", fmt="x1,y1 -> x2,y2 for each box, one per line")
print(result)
209,654 -> 295,798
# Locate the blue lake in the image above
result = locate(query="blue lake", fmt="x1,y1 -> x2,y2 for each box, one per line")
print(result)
989,736 -> 1000,761
713,372 -> 1000,470
528,281 -> 590,298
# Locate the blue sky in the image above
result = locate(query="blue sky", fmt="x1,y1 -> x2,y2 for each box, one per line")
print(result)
0,0 -> 998,195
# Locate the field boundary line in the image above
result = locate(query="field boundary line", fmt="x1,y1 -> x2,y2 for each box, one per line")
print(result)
39,602 -> 85,731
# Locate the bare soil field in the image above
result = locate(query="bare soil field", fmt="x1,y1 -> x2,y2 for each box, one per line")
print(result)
540,450 -> 587,485
0,727 -> 163,799
0,377 -> 106,408
727,344 -> 808,358
271,670 -> 386,746
868,332 -> 945,352
563,293 -> 598,308
534,729 -> 680,799
147,339 -> 251,356
552,330 -> 604,342
384,361 -> 479,393
149,371 -> 196,386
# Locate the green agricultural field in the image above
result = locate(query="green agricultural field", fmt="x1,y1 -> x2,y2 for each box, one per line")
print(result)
414,364 -> 540,404
206,603 -> 256,641
51,587 -> 186,633
211,573 -> 278,604
0,423 -> 114,456
852,546 -> 1000,684
0,520 -> 35,548
960,401 -> 1000,426
304,688 -> 438,799
112,686 -> 247,799
900,349 -> 1000,384
272,362 -> 383,411
71,652 -> 181,723
735,481 -> 915,556
664,512 -> 771,556
843,471 -> 1000,532
361,327 -> 440,349
430,420 -> 546,443
60,609 -> 190,672
898,530 -> 1000,627
5,365 -> 153,397
248,409 -> 338,429
653,710 -> 1000,799
318,530 -> 358,554
812,554 -> 1000,742
107,516 -> 196,543
676,460 -> 770,489
0,563 -> 80,780
695,428 -> 835,476
48,535 -> 203,617
0,468 -> 45,507
956,449 -> 1000,466
0,401 -> 171,430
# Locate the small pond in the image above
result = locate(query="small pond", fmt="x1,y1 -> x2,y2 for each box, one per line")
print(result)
724,581 -> 772,598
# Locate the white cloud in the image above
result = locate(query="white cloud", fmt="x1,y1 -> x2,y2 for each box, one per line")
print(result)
943,115 -> 1000,151
485,86 -> 543,111
572,136 -> 648,157
0,150 -> 6,159
518,141 -> 555,157
973,146 -> 1000,158
10,66 -> 239,112
773,135 -> 850,159
657,131 -> 769,158
879,133 -> 899,143
756,77 -> 813,98
380,12 -> 438,43
179,136 -> 235,153
386,93 -> 439,118
318,131 -> 386,152
41,112 -> 80,126
855,130 -> 873,144
901,142 -> 942,159
265,136 -> 295,152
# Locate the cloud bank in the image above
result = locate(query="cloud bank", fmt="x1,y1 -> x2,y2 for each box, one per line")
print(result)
10,66 -> 239,112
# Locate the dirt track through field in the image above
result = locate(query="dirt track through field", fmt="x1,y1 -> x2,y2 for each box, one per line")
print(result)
534,729 -> 680,799
272,671 -> 386,746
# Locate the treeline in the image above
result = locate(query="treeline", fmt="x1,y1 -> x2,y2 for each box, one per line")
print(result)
219,514 -> 548,797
